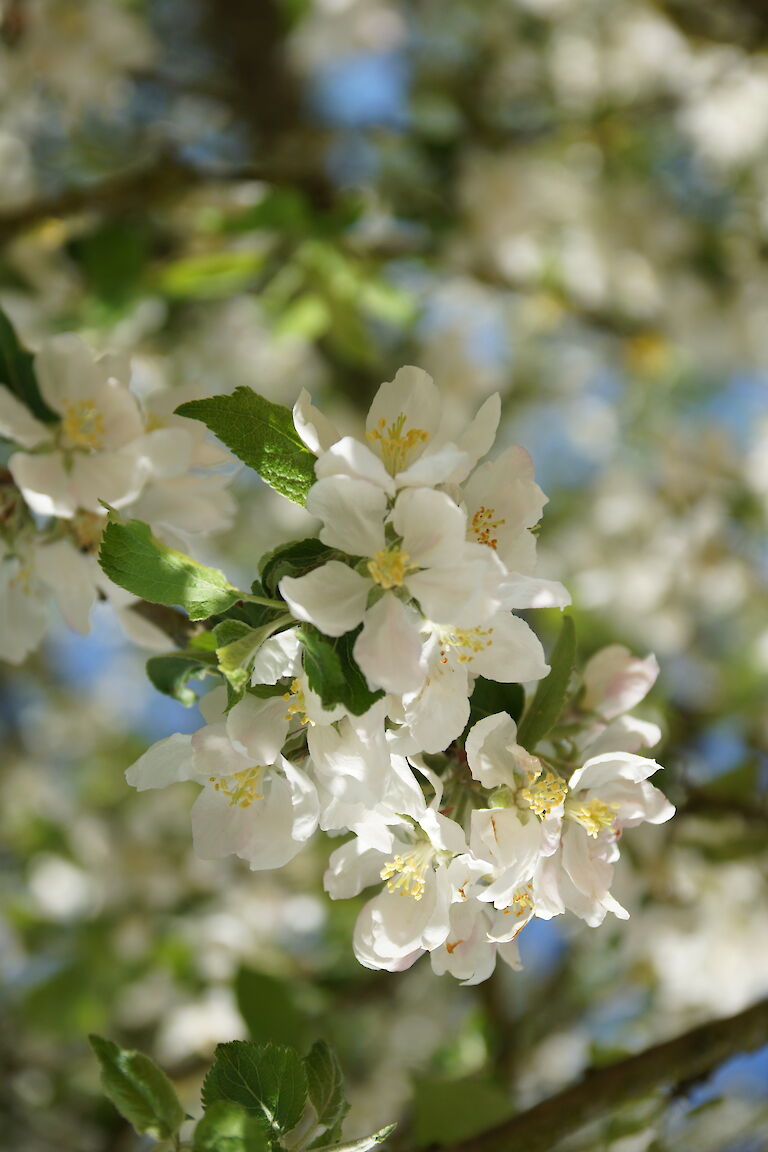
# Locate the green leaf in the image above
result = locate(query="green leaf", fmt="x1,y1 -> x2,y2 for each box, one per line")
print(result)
215,617 -> 291,693
466,678 -> 524,737
176,387 -> 317,506
235,967 -> 308,1050
311,1124 -> 396,1152
89,1034 -> 186,1140
411,1076 -> 512,1148
304,1041 -> 349,1146
260,538 -> 339,597
146,651 -> 216,706
300,626 -> 384,717
193,1101 -> 271,1152
201,1041 -> 308,1137
99,516 -> 242,620
516,614 -> 576,751
0,308 -> 57,423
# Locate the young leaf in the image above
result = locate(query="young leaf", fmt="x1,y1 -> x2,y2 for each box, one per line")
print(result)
201,1041 -> 308,1137
465,678 -> 524,738
89,1034 -> 186,1140
260,538 -> 339,597
147,651 -> 217,706
516,615 -> 576,751
193,1100 -> 270,1152
300,626 -> 383,716
310,1124 -> 396,1152
176,387 -> 317,506
0,308 -> 58,423
99,516 -> 242,620
304,1041 -> 349,1146
215,617 -> 292,692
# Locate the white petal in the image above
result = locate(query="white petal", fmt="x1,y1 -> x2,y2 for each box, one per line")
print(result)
353,593 -> 426,694
0,386 -> 48,448
70,449 -> 149,512
392,487 -> 467,568
449,393 -> 501,484
582,645 -> 659,720
471,611 -> 549,683
35,334 -> 103,413
395,444 -> 469,488
35,539 -> 96,634
307,475 -> 387,556
0,555 -> 48,662
227,693 -> 289,764
199,685 -> 228,724
569,751 -> 663,793
325,839 -> 387,899
407,557 -> 500,626
191,785 -> 258,859
465,712 -> 519,789
293,388 -> 341,454
133,428 -> 193,479
126,733 -> 195,790
251,627 -> 302,685
585,715 -> 662,756
401,660 -> 471,753
498,573 -> 571,610
9,451 -> 77,517
190,721 -> 249,778
353,898 -> 423,972
279,561 -> 369,637
315,436 -> 394,493
366,366 -> 440,449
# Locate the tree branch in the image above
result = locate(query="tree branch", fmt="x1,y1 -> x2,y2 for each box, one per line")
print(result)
436,996 -> 768,1152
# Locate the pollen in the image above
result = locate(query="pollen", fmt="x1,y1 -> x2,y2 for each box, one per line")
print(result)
380,842 -> 434,900
504,885 -> 534,917
441,625 -> 494,664
62,400 -> 106,450
368,546 -> 414,589
471,505 -> 506,550
284,678 -> 311,725
209,766 -> 266,809
521,770 -> 569,818
567,797 -> 619,838
367,411 -> 430,475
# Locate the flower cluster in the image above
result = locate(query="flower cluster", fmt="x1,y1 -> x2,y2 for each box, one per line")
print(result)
125,368 -> 674,984
0,333 -> 237,662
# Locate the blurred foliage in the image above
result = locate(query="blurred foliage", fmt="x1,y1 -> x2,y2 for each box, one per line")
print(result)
1,0 -> 767,1150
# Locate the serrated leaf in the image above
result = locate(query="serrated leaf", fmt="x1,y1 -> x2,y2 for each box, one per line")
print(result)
311,1124 -> 396,1152
300,626 -> 383,716
193,1100 -> 271,1152
215,617 -> 291,692
260,538 -> 339,597
99,516 -> 242,620
516,615 -> 576,751
147,651 -> 216,706
89,1034 -> 185,1140
201,1041 -> 308,1137
305,1041 -> 349,1146
0,308 -> 58,423
176,388 -> 317,506
465,678 -> 524,738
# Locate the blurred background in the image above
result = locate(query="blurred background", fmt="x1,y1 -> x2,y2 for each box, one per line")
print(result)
0,0 -> 767,1148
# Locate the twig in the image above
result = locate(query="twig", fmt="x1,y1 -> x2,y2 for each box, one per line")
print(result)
435,996 -> 768,1152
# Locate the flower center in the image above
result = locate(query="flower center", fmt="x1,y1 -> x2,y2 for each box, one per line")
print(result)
521,769 -> 569,818
380,840 -> 435,900
284,678 -> 311,726
471,505 -> 507,550
566,797 -> 618,837
208,766 -> 266,809
439,625 -> 494,665
62,400 -> 106,450
71,510 -> 105,552
504,884 -> 534,918
368,546 -> 414,589
367,411 -> 430,475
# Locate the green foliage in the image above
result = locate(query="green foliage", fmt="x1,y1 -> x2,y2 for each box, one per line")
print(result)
214,617 -> 291,695
193,1102 -> 271,1152
305,1040 -> 350,1147
201,1041 -> 308,1137
99,515 -> 242,620
300,626 -> 384,716
310,1127 -> 397,1152
146,650 -> 217,706
260,538 -> 340,597
89,1034 -> 186,1141
68,219 -> 151,310
517,614 -> 577,751
0,307 -> 57,423
235,967 -> 309,1051
465,677 -> 525,738
411,1075 -> 513,1147
176,388 -> 317,506
156,250 -> 266,300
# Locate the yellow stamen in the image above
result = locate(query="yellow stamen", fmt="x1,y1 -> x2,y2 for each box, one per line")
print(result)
209,766 -> 266,809
367,412 -> 430,475
440,625 -> 494,665
567,797 -> 618,838
71,510 -> 104,552
368,547 -> 414,589
380,842 -> 434,900
503,885 -> 534,917
471,505 -> 507,550
62,400 -> 106,450
284,678 -> 311,726
521,770 -> 568,818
